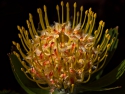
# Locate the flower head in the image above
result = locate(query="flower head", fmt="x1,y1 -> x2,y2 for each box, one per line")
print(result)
12,1 -> 115,94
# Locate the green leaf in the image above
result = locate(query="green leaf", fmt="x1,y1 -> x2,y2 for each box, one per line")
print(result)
77,59 -> 125,91
9,53 -> 59,94
95,70 -> 103,80
9,54 -> 39,87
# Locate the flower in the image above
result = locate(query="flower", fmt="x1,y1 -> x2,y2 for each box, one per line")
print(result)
12,1 -> 116,94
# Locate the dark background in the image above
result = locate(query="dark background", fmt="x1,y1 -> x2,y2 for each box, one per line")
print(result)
0,0 -> 125,93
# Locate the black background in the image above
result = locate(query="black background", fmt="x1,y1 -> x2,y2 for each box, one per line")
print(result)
0,0 -> 125,93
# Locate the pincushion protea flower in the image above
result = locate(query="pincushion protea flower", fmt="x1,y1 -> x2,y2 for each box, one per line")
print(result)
9,1 -> 123,94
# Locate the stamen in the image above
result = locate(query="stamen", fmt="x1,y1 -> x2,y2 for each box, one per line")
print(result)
100,44 -> 111,62
61,1 -> 64,23
82,69 -> 91,83
37,8 -> 45,30
88,13 -> 96,36
76,11 -> 79,25
100,34 -> 110,52
77,69 -> 84,82
34,53 -> 43,69
13,42 -> 32,65
21,61 -> 30,70
66,2 -> 70,22
23,29 -> 31,47
94,44 -> 110,72
81,10 -> 88,29
18,34 -> 29,52
44,5 -> 49,27
70,84 -> 74,93
84,8 -> 92,33
94,20 -> 103,46
99,29 -> 109,49
26,20 -> 35,39
96,21 -> 105,45
21,68 -> 36,81
17,26 -> 30,49
21,68 -> 47,84
13,51 -> 28,70
56,5 -> 60,23
97,54 -> 108,71
29,13 -> 38,35
72,2 -> 77,29
36,82 -> 49,89
79,6 -> 83,24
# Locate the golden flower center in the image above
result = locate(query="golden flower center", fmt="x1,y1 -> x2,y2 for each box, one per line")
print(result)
26,22 -> 97,90
12,1 -> 114,93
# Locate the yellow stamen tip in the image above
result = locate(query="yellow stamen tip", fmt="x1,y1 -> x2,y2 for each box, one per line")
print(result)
56,5 -> 59,10
107,44 -> 111,48
102,22 -> 105,27
22,26 -> 25,30
71,84 -> 74,93
61,1 -> 64,6
26,20 -> 29,24
106,34 -> 109,38
89,11 -> 92,15
89,8 -> 92,13
94,13 -> 97,18
99,20 -> 103,25
105,29 -> 108,34
77,11 -> 79,16
37,8 -> 40,13
89,69 -> 92,73
12,41 -> 16,45
21,68 -> 25,71
74,2 -> 77,7
18,34 -> 21,38
44,5 -> 47,12
98,57 -> 100,61
106,34 -> 110,40
108,36 -> 111,40
80,6 -> 83,11
85,10 -> 88,15
16,43 -> 20,50
94,30 -> 97,34
89,20 -> 92,24
17,25 -> 21,30
15,52 -> 20,57
66,2 -> 69,7
29,13 -> 32,18
97,45 -> 100,49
